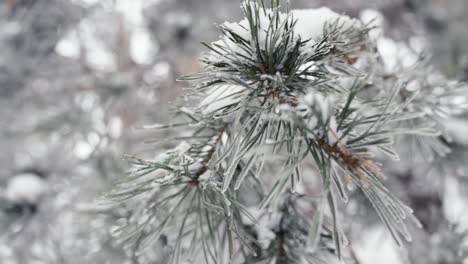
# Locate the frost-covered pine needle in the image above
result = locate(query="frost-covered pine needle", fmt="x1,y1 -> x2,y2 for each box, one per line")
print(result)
105,1 -> 468,263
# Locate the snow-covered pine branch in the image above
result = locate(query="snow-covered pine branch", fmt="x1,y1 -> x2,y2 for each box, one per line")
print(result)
105,1 -> 468,263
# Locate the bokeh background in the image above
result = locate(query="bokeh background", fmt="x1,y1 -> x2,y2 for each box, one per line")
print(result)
1,0 -> 468,263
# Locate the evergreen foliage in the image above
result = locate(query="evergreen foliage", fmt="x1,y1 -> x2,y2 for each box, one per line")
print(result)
105,0 -> 468,263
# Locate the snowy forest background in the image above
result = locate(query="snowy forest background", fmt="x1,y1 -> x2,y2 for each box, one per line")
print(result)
1,0 -> 468,263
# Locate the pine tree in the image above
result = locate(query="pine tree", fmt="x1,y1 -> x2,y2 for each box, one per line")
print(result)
105,1 -> 468,263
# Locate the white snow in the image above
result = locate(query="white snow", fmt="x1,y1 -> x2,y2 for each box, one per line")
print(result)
292,8 -> 358,44
209,7 -> 359,59
215,6 -> 279,54
202,7 -> 361,118
5,173 -> 48,205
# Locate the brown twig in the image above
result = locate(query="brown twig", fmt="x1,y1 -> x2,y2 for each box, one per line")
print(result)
317,136 -> 382,184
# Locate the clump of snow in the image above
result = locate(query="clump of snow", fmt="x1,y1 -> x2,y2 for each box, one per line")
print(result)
209,7 -> 360,59
208,10 -> 276,60
202,7 -> 361,118
199,84 -> 248,115
4,173 -> 48,205
292,7 -> 359,44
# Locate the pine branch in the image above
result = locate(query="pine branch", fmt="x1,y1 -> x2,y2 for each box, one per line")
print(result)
103,0 -> 468,263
